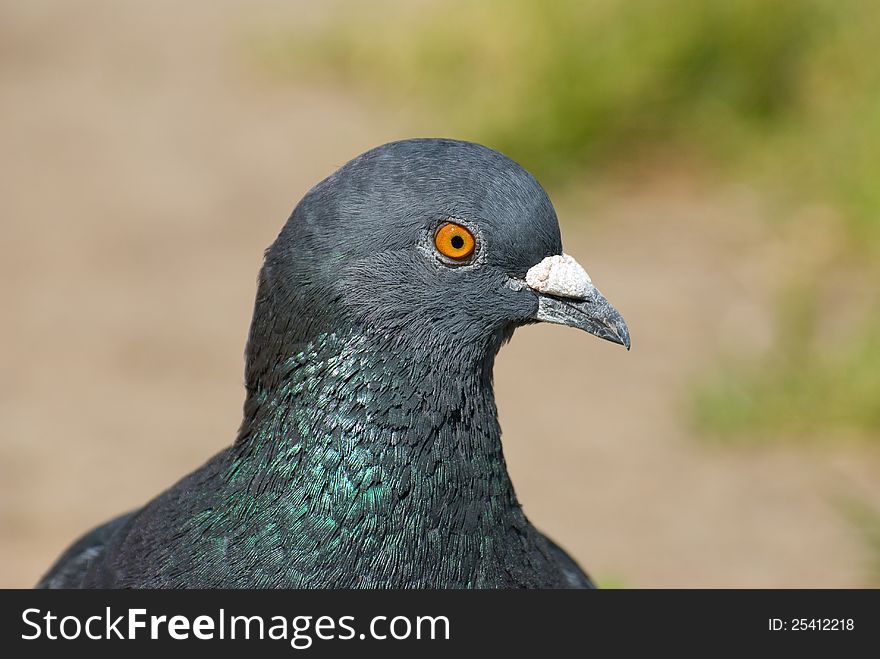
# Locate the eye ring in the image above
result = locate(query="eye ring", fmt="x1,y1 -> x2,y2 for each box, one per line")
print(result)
434,222 -> 476,261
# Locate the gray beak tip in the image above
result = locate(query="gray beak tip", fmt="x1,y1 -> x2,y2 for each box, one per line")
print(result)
531,287 -> 631,351
597,313 -> 631,351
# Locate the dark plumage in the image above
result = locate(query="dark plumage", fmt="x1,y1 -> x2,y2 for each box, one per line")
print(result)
38,138 -> 629,589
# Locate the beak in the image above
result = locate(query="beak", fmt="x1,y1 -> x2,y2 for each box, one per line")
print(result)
524,254 -> 631,350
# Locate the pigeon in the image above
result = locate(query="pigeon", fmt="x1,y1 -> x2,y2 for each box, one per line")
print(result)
37,138 -> 629,589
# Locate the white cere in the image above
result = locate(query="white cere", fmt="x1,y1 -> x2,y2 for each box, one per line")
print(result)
525,253 -> 593,300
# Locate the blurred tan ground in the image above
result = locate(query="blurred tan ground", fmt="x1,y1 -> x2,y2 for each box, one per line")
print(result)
2,0 -> 878,588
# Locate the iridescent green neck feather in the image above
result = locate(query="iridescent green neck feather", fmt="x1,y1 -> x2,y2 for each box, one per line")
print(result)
212,328 -> 560,587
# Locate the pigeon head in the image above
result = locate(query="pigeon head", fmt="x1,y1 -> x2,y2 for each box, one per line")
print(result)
246,138 -> 629,389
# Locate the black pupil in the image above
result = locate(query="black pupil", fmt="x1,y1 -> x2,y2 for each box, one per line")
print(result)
450,235 -> 465,250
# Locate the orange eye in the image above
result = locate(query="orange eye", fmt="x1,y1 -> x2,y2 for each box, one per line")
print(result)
434,222 -> 476,260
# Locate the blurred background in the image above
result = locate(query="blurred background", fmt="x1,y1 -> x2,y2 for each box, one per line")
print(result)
2,0 -> 879,587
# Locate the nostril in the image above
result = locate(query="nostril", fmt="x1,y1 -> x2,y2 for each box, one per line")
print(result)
525,253 -> 592,299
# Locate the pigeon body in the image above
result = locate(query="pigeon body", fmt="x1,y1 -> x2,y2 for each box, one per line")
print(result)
38,139 -> 629,588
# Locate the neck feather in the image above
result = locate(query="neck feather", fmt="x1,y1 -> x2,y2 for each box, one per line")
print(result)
234,327 -> 522,523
